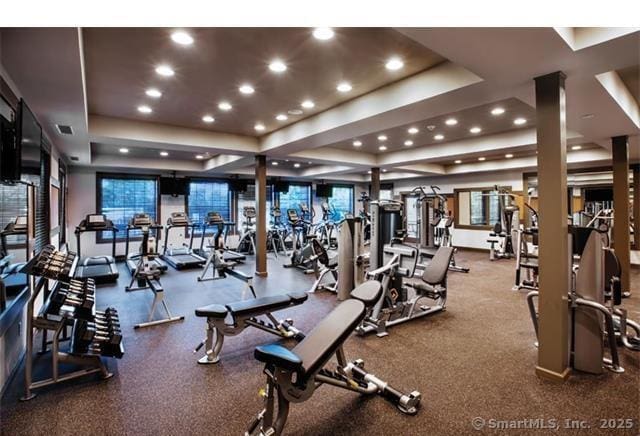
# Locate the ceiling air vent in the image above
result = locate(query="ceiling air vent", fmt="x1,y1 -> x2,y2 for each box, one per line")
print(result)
56,124 -> 73,135
69,156 -> 79,162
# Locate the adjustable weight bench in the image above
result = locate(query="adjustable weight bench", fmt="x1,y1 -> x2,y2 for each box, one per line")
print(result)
194,292 -> 307,364
246,281 -> 421,436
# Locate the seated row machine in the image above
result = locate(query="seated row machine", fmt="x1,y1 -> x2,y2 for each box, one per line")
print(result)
246,281 -> 421,436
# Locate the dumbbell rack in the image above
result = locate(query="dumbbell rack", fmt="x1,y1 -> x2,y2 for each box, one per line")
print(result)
20,245 -> 124,401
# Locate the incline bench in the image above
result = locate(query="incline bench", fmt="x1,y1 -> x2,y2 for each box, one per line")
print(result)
246,281 -> 421,436
194,291 -> 307,364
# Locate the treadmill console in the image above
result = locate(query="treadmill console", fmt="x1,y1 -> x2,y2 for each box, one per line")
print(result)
287,209 -> 300,223
168,212 -> 190,226
13,216 -> 28,231
243,206 -> 256,219
207,211 -> 224,224
84,214 -> 110,229
131,213 -> 153,227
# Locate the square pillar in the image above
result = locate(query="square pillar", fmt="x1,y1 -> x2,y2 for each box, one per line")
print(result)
612,136 -> 630,294
534,71 -> 570,382
255,155 -> 267,276
634,165 -> 640,249
370,168 -> 380,201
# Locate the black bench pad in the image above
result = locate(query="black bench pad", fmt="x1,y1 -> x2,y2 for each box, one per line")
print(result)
292,299 -> 365,379
195,291 -> 308,319
350,281 -> 381,307
254,344 -> 302,372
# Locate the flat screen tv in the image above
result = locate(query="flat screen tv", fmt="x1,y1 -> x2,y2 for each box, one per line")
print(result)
316,184 -> 332,198
274,181 -> 290,193
584,187 -> 613,202
160,177 -> 189,196
229,179 -> 248,192
1,99 -> 39,182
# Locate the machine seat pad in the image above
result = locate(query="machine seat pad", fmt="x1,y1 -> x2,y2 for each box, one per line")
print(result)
226,292 -> 307,318
350,281 -> 382,307
254,344 -> 303,372
422,246 -> 454,285
195,304 -> 228,318
520,259 -> 539,269
292,299 -> 365,379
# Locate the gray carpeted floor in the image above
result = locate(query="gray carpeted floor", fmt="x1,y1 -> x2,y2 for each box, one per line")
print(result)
1,250 -> 638,435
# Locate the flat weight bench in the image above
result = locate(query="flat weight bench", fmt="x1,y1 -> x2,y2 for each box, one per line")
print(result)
194,291 -> 307,364
246,281 -> 421,436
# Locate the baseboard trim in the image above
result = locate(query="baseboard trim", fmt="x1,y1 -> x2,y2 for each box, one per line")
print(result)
254,271 -> 268,277
535,365 -> 571,383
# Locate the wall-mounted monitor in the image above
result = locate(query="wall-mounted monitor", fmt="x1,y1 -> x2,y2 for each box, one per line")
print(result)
316,184 -> 332,198
160,177 -> 189,196
229,179 -> 248,192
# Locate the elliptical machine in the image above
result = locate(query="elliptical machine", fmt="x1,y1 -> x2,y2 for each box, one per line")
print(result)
125,223 -> 184,329
315,201 -> 338,249
235,206 -> 257,255
267,206 -> 288,259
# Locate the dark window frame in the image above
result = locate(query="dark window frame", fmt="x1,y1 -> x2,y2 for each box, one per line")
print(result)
95,172 -> 161,244
184,177 -> 233,238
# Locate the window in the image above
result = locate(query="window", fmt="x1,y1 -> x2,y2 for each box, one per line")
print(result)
470,191 -> 486,225
456,187 -> 502,228
97,174 -> 158,241
277,184 -> 311,218
327,186 -> 354,221
187,180 -> 231,234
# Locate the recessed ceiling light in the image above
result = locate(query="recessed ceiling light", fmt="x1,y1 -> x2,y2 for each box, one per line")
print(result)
160,151 -> 169,157
288,109 -> 303,115
239,84 -> 255,95
155,65 -> 174,77
571,145 -> 582,150
434,134 -> 444,140
254,123 -> 266,131
195,154 -> 204,160
171,31 -> 194,46
513,118 -> 527,125
353,140 -> 362,147
478,156 -> 486,161
404,140 -> 413,146
445,118 -> 458,126
202,115 -> 215,123
379,145 -> 387,151
382,169 -> 388,172
272,161 -> 279,166
308,161 -> 312,164
367,170 -> 372,174
377,135 -> 387,141
505,153 -> 514,158
491,107 -> 505,116
119,148 -> 129,153
301,100 -> 315,109
385,57 -> 404,71
312,27 -> 334,40
294,163 -> 301,168
269,60 -> 287,73
145,88 -> 162,98
137,105 -> 152,114
276,114 -> 288,121
454,159 -> 462,164
408,127 -> 419,134
336,82 -> 352,93
469,126 -> 482,134
218,101 -> 232,111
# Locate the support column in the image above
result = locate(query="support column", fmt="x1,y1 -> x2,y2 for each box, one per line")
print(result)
534,71 -> 570,383
255,155 -> 268,276
612,136 -> 630,294
370,168 -> 380,201
634,165 -> 640,250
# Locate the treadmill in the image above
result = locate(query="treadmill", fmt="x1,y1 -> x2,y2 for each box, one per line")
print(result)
161,212 -> 206,270
74,214 -> 120,284
125,213 -> 168,275
196,211 -> 245,263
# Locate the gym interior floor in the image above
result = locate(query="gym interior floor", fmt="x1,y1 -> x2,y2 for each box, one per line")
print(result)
1,251 -> 639,435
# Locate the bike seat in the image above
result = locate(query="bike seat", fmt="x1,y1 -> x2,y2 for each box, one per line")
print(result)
254,344 -> 303,372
